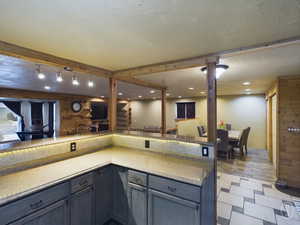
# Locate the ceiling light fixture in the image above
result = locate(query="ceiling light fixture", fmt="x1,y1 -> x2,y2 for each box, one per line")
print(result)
88,80 -> 94,87
138,96 -> 142,98
245,92 -> 251,95
200,91 -> 206,94
245,88 -> 251,92
56,72 -> 63,82
72,76 -> 79,86
150,90 -> 155,94
201,64 -> 229,79
166,93 -> 170,96
188,87 -> 194,90
178,96 -> 182,98
243,81 -> 251,86
36,65 -> 45,80
100,96 -> 105,98
118,92 -> 123,96
44,86 -> 51,90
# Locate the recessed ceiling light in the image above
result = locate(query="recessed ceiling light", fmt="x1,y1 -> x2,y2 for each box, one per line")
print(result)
201,64 -> 229,79
100,96 -> 105,98
200,91 -> 205,94
44,86 -> 51,90
166,93 -> 170,96
118,92 -> 123,96
72,76 -> 79,86
188,87 -> 194,90
138,96 -> 142,98
245,92 -> 251,95
88,81 -> 94,87
178,96 -> 182,98
56,72 -> 63,82
150,90 -> 155,94
243,81 -> 251,86
245,88 -> 251,92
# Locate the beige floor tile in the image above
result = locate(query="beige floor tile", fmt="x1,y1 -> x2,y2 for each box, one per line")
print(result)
218,191 -> 244,208
264,187 -> 292,200
244,201 -> 276,223
255,193 -> 285,210
285,204 -> 300,221
240,180 -> 263,192
217,201 -> 232,219
276,215 -> 300,225
230,185 -> 254,199
230,211 -> 263,225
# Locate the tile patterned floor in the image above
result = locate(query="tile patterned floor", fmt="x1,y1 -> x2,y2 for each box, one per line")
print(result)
217,172 -> 300,225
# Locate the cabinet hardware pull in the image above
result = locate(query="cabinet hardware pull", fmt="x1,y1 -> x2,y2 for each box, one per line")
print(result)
79,179 -> 88,186
167,186 -> 177,192
30,200 -> 43,210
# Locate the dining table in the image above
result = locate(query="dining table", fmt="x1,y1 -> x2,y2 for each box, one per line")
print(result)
203,130 -> 241,141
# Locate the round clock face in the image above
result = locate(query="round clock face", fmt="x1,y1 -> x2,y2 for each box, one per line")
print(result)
71,101 -> 82,112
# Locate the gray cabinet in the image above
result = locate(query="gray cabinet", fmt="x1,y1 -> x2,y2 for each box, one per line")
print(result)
10,200 -> 68,225
128,183 -> 147,225
112,166 -> 128,225
70,186 -> 94,225
95,166 -> 113,225
148,189 -> 200,225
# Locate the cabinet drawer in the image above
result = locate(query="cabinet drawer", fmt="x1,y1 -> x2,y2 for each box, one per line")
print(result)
128,170 -> 147,186
149,175 -> 201,203
0,182 -> 69,225
71,172 -> 93,193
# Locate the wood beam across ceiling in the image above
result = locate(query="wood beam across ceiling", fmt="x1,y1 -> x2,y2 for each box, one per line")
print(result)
0,40 -> 112,78
113,56 -> 208,78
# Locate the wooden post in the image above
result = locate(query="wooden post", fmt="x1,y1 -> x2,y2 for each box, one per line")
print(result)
206,62 -> 217,143
108,78 -> 117,131
161,89 -> 167,135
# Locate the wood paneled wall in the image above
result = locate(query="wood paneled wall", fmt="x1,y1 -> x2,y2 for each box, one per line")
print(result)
277,76 -> 300,188
0,88 -> 103,136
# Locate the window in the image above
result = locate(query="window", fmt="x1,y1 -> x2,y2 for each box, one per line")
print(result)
176,102 -> 195,119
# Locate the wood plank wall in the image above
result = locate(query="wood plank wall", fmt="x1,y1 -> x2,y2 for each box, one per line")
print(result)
277,76 -> 300,188
0,88 -> 102,136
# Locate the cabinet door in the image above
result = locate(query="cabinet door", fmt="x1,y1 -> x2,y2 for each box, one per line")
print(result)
10,200 -> 68,225
148,189 -> 200,225
128,183 -> 147,225
70,186 -> 94,225
95,166 -> 113,225
112,166 -> 128,225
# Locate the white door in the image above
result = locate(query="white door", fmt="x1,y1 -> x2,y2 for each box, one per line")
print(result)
271,95 -> 277,170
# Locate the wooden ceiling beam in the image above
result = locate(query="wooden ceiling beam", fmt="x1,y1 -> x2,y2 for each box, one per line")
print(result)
113,56 -> 209,78
117,77 -> 167,90
0,40 -> 112,78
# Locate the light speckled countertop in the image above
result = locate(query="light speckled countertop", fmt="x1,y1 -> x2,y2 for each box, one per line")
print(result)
0,147 -> 212,206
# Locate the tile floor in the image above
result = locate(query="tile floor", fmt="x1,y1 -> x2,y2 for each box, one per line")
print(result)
217,172 -> 300,225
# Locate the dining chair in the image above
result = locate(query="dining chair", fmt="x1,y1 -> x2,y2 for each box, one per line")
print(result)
231,128 -> 247,156
244,127 -> 251,155
217,129 -> 232,159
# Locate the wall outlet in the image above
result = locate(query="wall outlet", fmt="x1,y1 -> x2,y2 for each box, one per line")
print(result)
202,146 -> 209,157
145,140 -> 150,148
70,142 -> 77,152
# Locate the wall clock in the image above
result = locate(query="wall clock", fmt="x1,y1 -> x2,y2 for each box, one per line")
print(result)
71,101 -> 82,113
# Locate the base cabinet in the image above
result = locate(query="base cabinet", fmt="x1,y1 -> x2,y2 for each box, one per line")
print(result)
95,166 -> 113,225
148,189 -> 200,225
10,200 -> 68,225
70,187 -> 94,225
112,166 -> 129,225
128,183 -> 147,225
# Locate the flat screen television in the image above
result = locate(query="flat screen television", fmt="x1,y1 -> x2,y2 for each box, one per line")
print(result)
91,102 -> 108,120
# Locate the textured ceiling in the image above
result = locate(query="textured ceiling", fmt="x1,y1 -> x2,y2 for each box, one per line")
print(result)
0,0 -> 299,70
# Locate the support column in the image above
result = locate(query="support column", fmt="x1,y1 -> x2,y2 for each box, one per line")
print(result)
161,89 -> 167,135
108,78 -> 117,131
206,62 -> 217,143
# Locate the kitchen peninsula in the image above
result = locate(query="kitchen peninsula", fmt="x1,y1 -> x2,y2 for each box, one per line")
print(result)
0,132 -> 215,225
